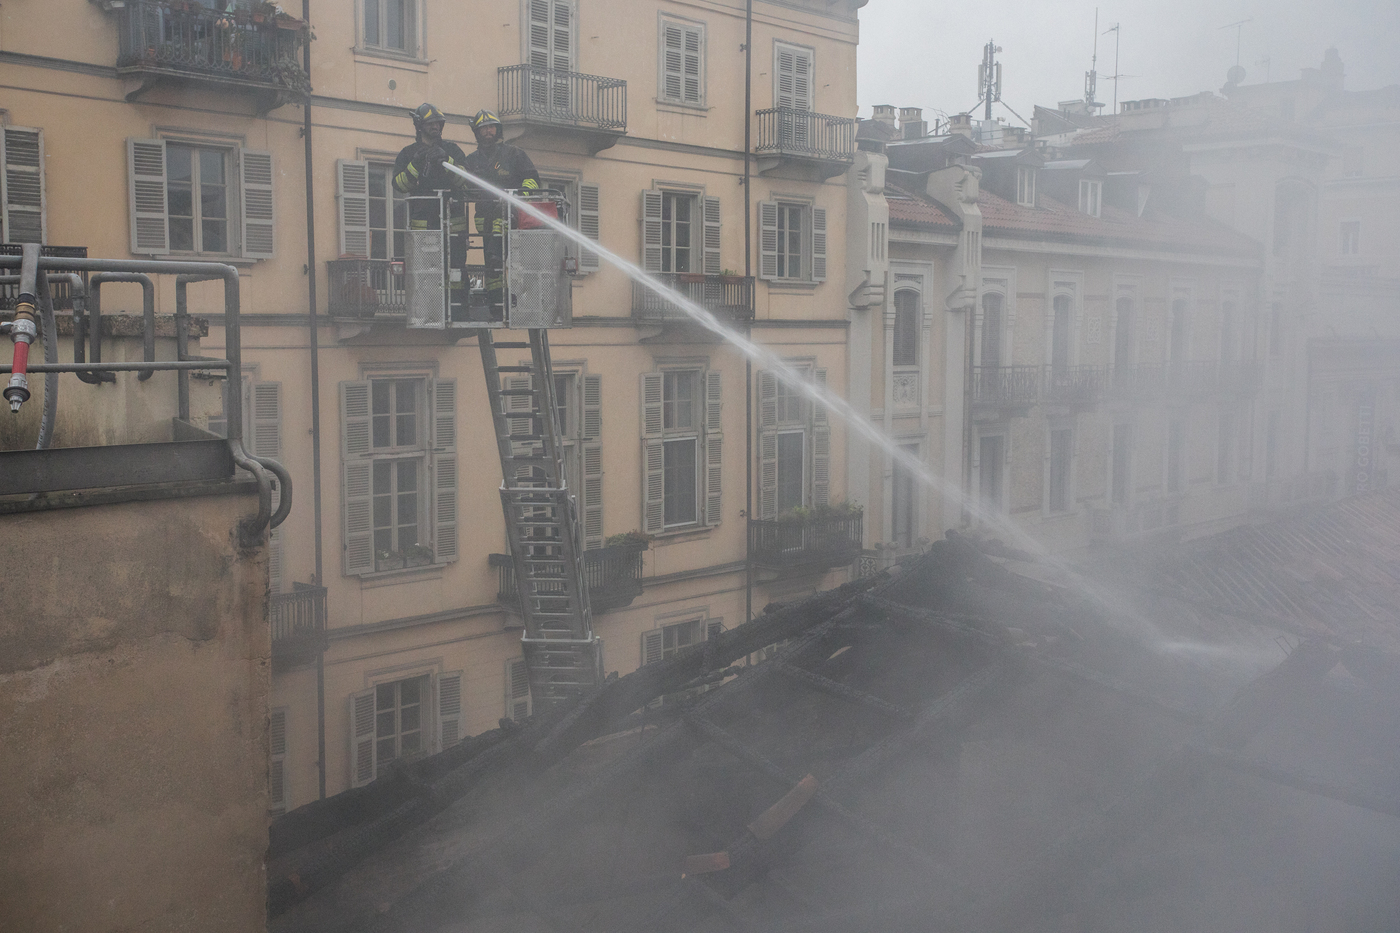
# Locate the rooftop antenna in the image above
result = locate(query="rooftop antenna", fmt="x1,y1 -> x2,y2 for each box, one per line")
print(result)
978,39 -> 1003,122
1085,8 -> 1099,108
1221,18 -> 1251,86
1103,21 -> 1121,116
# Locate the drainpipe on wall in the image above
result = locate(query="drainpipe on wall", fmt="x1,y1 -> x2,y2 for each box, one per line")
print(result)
744,0 -> 754,625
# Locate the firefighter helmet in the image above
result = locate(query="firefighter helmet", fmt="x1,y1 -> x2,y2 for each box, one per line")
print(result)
412,102 -> 447,131
471,109 -> 503,143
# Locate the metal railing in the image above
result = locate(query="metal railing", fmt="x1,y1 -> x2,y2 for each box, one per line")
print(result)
1044,365 -> 1104,405
270,584 -> 327,667
754,107 -> 857,163
972,365 -> 1043,408
115,0 -> 310,93
0,246 -> 86,311
326,259 -> 407,319
749,512 -> 863,569
498,64 -> 627,132
632,273 -> 754,323
492,541 -> 647,614
976,360 -> 1263,411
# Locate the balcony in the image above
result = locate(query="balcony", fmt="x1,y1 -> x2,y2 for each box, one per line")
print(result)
326,259 -> 406,321
632,273 -> 754,327
749,510 -> 863,573
498,64 -> 627,154
114,0 -> 310,110
972,365 -> 1042,412
1043,365 -> 1104,407
492,540 -> 648,615
754,107 -> 857,181
270,583 -> 326,671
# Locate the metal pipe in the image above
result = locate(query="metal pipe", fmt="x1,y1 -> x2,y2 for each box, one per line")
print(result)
3,245 -> 40,412
89,273 -> 157,381
743,0 -> 754,626
1,360 -> 230,373
176,275 -> 222,422
34,272 -> 58,448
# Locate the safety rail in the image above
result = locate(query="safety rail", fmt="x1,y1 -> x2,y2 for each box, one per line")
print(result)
114,0 -> 310,93
754,107 -> 858,163
972,365 -> 1042,408
497,64 -> 627,132
492,540 -> 647,614
326,259 -> 407,319
632,273 -> 755,323
271,584 -> 327,668
749,512 -> 863,570
1043,365 -> 1104,406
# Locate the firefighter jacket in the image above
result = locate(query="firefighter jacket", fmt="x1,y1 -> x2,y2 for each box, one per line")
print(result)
393,139 -> 470,227
463,143 -> 541,232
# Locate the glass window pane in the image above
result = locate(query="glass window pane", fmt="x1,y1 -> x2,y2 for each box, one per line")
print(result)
372,380 -> 392,415
202,183 -> 227,220
400,731 -> 420,754
401,678 -> 420,705
199,149 -> 224,184
169,218 -> 194,252
386,0 -> 403,49
400,705 -> 420,732
373,460 -> 391,494
376,737 -> 396,761
663,438 -> 697,526
376,709 -> 395,737
168,145 -> 192,183
167,185 -> 193,220
777,431 -> 804,512
376,682 -> 394,709
364,0 -> 380,45
202,219 -> 227,253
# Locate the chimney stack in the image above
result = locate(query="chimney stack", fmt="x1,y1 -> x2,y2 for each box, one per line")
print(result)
899,106 -> 928,140
872,104 -> 898,130
948,113 -> 974,138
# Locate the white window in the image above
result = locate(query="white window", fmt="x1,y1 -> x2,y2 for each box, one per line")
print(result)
547,369 -> 604,548
892,290 -> 920,367
1078,179 -> 1101,217
1016,166 -> 1036,207
127,138 -> 273,258
340,376 -> 457,575
758,366 -> 830,518
362,0 -> 420,56
758,200 -> 827,283
659,17 -> 704,106
642,368 -> 723,534
641,189 -> 721,275
349,670 -> 461,787
540,176 -> 601,273
1,126 -> 45,244
1047,426 -> 1073,513
1339,220 -> 1360,256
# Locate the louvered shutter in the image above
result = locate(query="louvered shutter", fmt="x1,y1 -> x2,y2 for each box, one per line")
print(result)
240,149 -> 275,260
127,137 -> 169,255
810,207 -> 828,282
662,22 -> 686,102
437,671 -> 462,749
758,370 -> 778,519
430,378 -> 458,563
641,629 -> 664,667
341,381 -> 375,575
252,381 -> 284,591
776,45 -> 813,110
776,47 -> 797,109
528,0 -> 573,111
758,201 -> 778,280
683,26 -> 703,103
702,196 -> 721,276
337,159 -> 371,259
349,689 -> 376,787
268,708 -> 288,816
812,369 -> 830,507
641,190 -> 664,273
706,619 -> 723,641
581,374 -> 604,549
703,370 -> 723,526
577,183 -> 601,272
641,372 -> 665,535
1,127 -> 45,244
505,658 -> 532,721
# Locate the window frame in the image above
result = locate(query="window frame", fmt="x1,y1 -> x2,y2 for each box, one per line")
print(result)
165,141 -> 232,256
757,363 -> 828,519
977,432 -> 1006,518
758,198 -> 826,284
1078,178 -> 1102,217
1339,219 -> 1360,257
1045,424 -> 1074,515
360,0 -> 423,59
660,369 -> 702,529
890,441 -> 921,549
366,160 -> 411,260
657,15 -> 706,108
1016,166 -> 1036,207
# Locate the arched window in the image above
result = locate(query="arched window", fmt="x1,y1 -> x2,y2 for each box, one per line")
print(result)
980,292 -> 1003,368
892,290 -> 920,367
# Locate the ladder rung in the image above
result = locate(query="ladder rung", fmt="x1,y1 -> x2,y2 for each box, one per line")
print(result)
497,366 -> 536,373
491,341 -> 531,349
498,389 -> 537,396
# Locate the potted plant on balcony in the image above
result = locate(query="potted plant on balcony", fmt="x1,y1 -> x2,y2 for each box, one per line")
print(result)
604,530 -> 652,551
718,268 -> 744,285
403,544 -> 435,568
375,548 -> 404,572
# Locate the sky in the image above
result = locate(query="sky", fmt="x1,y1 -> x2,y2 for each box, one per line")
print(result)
857,0 -> 1400,126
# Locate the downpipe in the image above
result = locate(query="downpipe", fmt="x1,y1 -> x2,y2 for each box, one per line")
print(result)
2,245 -> 40,413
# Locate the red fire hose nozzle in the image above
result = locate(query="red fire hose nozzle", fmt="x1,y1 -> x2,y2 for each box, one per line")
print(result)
5,295 -> 37,414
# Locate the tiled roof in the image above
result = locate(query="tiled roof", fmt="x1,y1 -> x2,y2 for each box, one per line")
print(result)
885,184 -> 959,229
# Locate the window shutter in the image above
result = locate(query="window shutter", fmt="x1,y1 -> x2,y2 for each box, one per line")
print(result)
340,381 -> 375,576
812,369 -> 830,508
581,374 -> 604,549
349,689 -> 376,787
702,196 -> 722,276
758,201 -> 779,280
239,149 -> 275,260
776,47 -> 796,110
505,658 -> 532,721
432,378 -> 458,563
683,27 -> 702,104
706,619 -> 723,641
577,183 -> 601,272
268,528 -> 284,595
268,708 -> 287,816
1,127 -> 45,244
252,381 -> 285,592
336,159 -> 371,259
641,189 -> 664,273
793,49 -> 813,111
758,370 -> 778,519
662,23 -> 685,102
127,137 -> 169,255
437,671 -> 462,750
641,629 -> 664,667
810,207 -> 828,282
641,372 -> 665,535
704,370 -> 723,526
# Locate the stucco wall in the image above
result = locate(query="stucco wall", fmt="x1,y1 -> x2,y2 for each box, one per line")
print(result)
0,484 -> 269,933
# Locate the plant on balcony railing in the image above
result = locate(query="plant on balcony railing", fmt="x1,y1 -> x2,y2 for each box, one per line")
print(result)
497,64 -> 627,132
493,537 -> 648,613
632,273 -> 754,322
327,259 -> 407,319
116,0 -> 311,93
749,502 -> 863,569
754,107 -> 857,162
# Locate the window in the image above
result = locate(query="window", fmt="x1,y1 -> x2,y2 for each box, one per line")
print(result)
659,18 -> 704,106
642,368 -> 722,534
774,42 -> 814,112
1047,427 -> 1072,512
893,290 -> 920,367
340,376 -> 457,575
1111,424 -> 1132,506
505,658 -> 532,723
981,292 -> 1003,369
1050,294 -> 1071,371
1217,408 -> 1234,484
640,616 -> 722,666
1,126 -> 45,244
128,138 -> 273,258
1078,179 -> 1102,217
978,434 -> 1005,516
268,708 -> 288,817
1219,301 -> 1236,362
1266,410 -> 1280,478
349,670 -> 461,787
366,162 -> 409,260
641,189 -> 720,275
363,0 -> 418,56
540,176 -> 601,273
758,200 -> 827,283
1016,166 -> 1036,207
1340,220 -> 1360,256
891,442 -> 920,548
758,367 -> 829,518
1166,420 -> 1185,493
1170,298 -> 1190,362
661,192 -> 694,273
1113,296 -> 1134,370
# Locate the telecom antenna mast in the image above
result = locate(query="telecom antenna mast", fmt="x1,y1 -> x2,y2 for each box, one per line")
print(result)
1085,9 -> 1099,108
978,40 -> 1003,122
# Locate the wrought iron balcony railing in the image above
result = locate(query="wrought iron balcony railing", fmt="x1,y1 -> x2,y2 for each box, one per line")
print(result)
1044,365 -> 1104,405
749,512 -> 863,570
326,259 -> 407,320
632,273 -> 754,324
115,1 -> 311,94
498,64 -> 627,133
754,107 -> 857,163
270,583 -> 326,668
492,540 -> 647,614
972,365 -> 1042,408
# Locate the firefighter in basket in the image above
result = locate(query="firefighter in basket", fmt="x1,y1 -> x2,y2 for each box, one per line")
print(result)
464,110 -> 541,320
393,103 -> 472,316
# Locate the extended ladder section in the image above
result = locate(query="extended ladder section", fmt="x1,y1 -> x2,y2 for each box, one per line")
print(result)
479,329 -> 600,710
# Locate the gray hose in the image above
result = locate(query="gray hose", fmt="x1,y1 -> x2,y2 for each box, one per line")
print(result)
34,273 -> 58,449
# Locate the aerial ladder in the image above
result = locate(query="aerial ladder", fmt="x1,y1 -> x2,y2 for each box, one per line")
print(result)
399,188 -> 599,712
